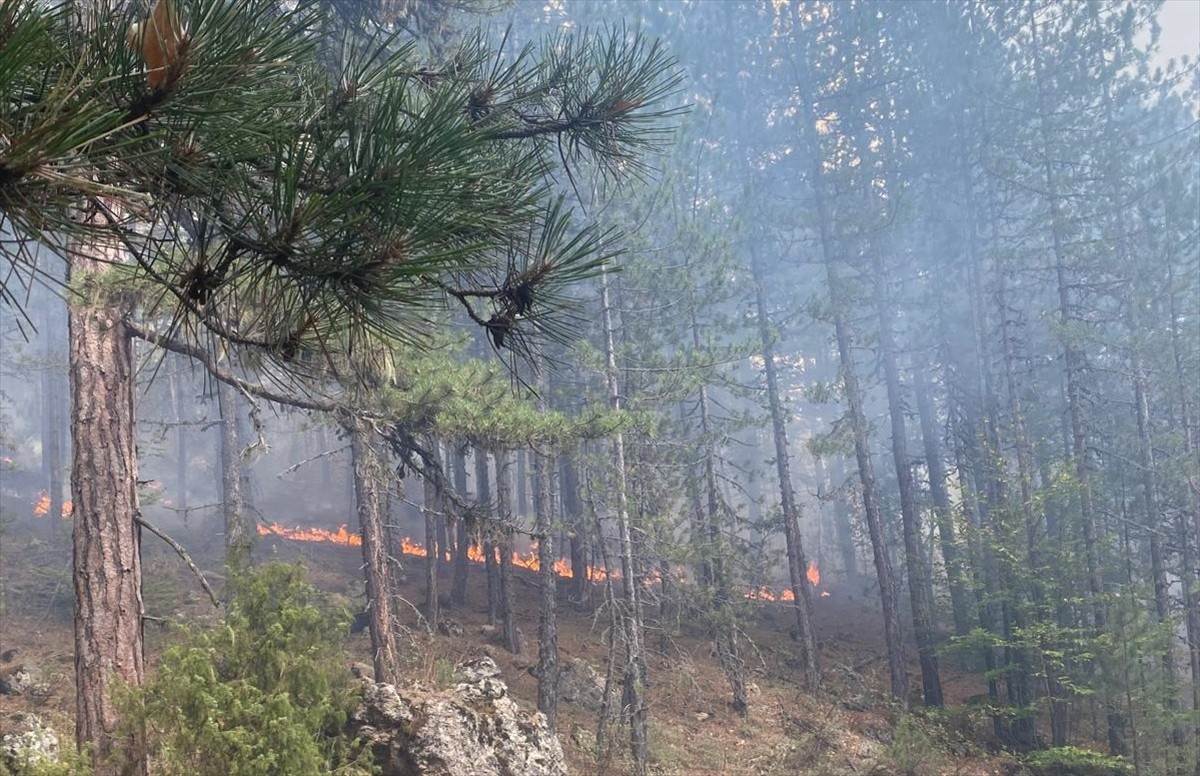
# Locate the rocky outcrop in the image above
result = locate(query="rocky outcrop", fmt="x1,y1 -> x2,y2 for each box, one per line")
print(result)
556,658 -> 604,712
1,713 -> 59,770
0,662 -> 48,697
349,656 -> 566,776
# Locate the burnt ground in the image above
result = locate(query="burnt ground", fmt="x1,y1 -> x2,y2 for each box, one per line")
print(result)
0,507 -> 1014,775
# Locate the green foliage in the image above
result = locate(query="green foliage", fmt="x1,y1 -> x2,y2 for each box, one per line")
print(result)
121,563 -> 370,776
886,714 -> 946,776
0,748 -> 93,776
1022,746 -> 1134,776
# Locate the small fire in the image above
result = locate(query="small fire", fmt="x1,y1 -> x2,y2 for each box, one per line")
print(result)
256,522 -> 361,546
33,492 -> 73,518
807,562 -> 820,587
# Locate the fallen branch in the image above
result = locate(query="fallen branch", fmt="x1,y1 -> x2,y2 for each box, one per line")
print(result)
136,514 -> 220,609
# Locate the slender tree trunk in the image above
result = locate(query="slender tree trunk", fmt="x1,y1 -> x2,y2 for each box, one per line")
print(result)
476,447 -> 500,625
69,230 -> 146,775
561,452 -> 589,605
600,267 -> 649,774
349,418 -> 401,685
871,262 -> 942,707
534,379 -> 559,727
169,362 -> 190,524
913,358 -> 972,637
1135,361 -> 1180,734
217,378 -> 247,569
825,266 -> 908,703
750,250 -> 819,692
494,448 -> 520,654
451,442 -> 470,605
423,438 -> 442,627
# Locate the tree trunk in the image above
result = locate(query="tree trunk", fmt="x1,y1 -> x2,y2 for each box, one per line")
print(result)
600,267 -> 649,775
349,418 -> 401,685
750,250 -> 819,692
534,405 -> 559,727
476,447 -> 500,625
561,452 -> 589,605
69,240 -> 146,775
871,262 -> 942,707
913,358 -> 972,637
451,442 -> 470,605
423,438 -> 442,627
494,448 -> 520,654
216,378 -> 247,569
826,268 -> 908,703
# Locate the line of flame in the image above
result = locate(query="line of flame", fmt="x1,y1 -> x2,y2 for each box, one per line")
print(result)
255,521 -> 821,600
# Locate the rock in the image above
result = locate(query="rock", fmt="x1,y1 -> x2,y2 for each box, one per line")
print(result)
0,649 -> 17,663
478,624 -> 498,639
0,663 -> 48,696
437,618 -> 464,637
693,711 -> 713,722
349,656 -> 566,776
557,657 -> 605,712
1,713 -> 59,770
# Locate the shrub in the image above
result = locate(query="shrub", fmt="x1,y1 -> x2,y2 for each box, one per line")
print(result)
1022,746 -> 1134,776
122,562 -> 371,776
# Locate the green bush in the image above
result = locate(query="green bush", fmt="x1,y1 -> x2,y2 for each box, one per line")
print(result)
887,714 -> 946,776
122,562 -> 372,776
1023,746 -> 1134,776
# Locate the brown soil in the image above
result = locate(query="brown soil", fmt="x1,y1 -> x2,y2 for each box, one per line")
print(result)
0,513 -> 1013,775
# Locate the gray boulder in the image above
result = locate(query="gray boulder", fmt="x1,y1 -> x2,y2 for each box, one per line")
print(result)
556,658 -> 605,712
350,656 -> 566,776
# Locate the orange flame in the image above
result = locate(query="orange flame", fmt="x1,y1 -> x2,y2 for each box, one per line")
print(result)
33,492 -> 72,518
257,521 -> 817,603
256,522 -> 361,546
807,562 -> 820,587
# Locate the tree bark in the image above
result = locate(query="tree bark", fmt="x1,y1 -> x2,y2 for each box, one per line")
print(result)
349,418 -> 401,685
216,378 -> 247,569
69,235 -> 146,775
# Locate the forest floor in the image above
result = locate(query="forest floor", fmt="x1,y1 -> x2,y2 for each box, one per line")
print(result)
0,509 -> 1020,776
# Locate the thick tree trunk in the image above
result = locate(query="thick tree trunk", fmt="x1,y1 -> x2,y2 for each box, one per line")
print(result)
69,247 -> 145,775
349,419 -> 401,685
750,252 -> 819,692
872,264 -> 942,707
